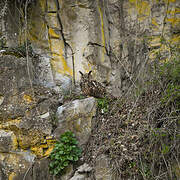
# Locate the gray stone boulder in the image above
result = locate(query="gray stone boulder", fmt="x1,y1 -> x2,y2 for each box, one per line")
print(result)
70,163 -> 92,180
54,97 -> 97,145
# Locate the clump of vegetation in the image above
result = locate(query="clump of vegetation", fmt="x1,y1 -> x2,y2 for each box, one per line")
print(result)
49,131 -> 81,176
97,98 -> 109,113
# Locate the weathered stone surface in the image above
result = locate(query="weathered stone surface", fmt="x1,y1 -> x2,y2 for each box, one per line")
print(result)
94,154 -> 114,180
54,97 -> 97,145
0,54 -> 59,160
0,55 -> 33,119
0,0 -> 179,179
77,163 -> 93,173
0,55 -> 59,156
0,151 -> 35,180
0,96 -> 4,106
0,157 -> 52,180
0,130 -> 18,152
70,163 -> 92,180
70,174 -> 87,180
59,164 -> 73,180
0,162 -> 7,180
2,0 -> 179,95
26,158 -> 52,180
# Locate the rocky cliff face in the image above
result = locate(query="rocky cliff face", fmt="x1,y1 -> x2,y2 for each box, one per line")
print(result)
0,0 -> 179,179
2,0 -> 179,94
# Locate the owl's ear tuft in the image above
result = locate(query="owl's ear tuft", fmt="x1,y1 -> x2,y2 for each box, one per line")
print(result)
88,71 -> 92,76
79,71 -> 84,76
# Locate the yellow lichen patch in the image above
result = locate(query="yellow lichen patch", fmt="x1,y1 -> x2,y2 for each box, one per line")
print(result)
163,0 -> 176,3
8,172 -> 16,180
43,145 -> 54,157
18,130 -> 44,150
47,138 -> 56,144
98,4 -> 106,63
40,144 -> 49,149
48,28 -> 73,76
166,18 -> 180,27
167,8 -> 180,15
23,94 -> 33,103
48,28 -> 60,39
0,118 -> 21,130
51,56 -> 73,76
11,133 -> 18,151
152,18 -> 159,27
30,146 -> 44,157
30,136 -> 56,158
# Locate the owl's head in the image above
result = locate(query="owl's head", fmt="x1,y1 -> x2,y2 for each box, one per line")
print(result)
79,71 -> 92,82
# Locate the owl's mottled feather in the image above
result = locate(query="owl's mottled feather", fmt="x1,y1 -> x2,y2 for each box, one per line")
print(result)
79,71 -> 111,99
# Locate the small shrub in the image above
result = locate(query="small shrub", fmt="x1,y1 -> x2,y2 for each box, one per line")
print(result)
97,98 -> 109,113
49,131 -> 81,176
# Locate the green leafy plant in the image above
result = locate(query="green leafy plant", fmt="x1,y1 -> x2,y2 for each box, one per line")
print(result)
49,131 -> 81,176
97,98 -> 109,113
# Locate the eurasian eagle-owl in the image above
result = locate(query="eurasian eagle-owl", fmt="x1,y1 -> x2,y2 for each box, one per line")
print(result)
79,71 -> 107,98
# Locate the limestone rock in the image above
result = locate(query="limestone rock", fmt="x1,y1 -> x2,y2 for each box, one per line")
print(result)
59,164 -> 73,180
0,96 -> 4,106
94,154 -> 114,180
0,55 -> 58,158
26,158 -> 52,180
54,97 -> 97,145
0,162 -> 7,180
77,163 -> 93,173
0,130 -> 18,152
0,151 -> 35,180
70,174 -> 87,180
70,163 -> 92,180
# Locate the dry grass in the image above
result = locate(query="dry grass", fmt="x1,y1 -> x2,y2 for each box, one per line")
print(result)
82,62 -> 180,179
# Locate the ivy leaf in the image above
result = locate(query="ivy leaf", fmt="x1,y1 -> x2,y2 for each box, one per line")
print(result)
73,156 -> 79,161
67,156 -> 73,161
59,151 -> 64,155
